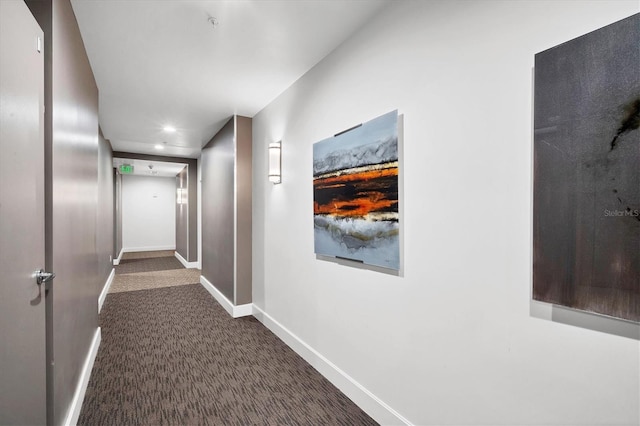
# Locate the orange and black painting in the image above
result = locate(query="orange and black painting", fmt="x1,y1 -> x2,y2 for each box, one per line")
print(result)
313,110 -> 399,270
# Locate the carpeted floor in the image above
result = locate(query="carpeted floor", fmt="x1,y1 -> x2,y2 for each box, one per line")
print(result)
110,250 -> 200,293
121,250 -> 176,260
116,256 -> 185,275
79,251 -> 377,425
109,268 -> 203,294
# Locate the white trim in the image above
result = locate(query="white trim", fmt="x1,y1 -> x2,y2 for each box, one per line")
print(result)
234,303 -> 253,317
98,268 -> 115,313
175,251 -> 199,269
197,156 -> 202,273
199,275 -> 252,318
113,247 -> 124,265
121,245 -> 175,253
186,165 -> 190,263
252,305 -> 412,426
63,327 -> 101,426
233,116 -> 238,305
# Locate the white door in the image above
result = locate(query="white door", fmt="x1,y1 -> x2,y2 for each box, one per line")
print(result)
0,1 -> 47,424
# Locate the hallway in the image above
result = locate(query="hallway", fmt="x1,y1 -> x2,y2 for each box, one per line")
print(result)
78,251 -> 376,425
109,251 -> 200,293
3,2 -> 638,425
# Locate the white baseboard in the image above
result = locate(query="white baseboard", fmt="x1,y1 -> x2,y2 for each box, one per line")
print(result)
234,303 -> 253,317
113,248 -> 123,265
175,251 -> 199,269
98,268 -> 115,313
199,275 -> 252,318
63,327 -> 101,426
252,305 -> 412,426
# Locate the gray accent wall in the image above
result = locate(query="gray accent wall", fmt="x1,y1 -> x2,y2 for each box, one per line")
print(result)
25,0 -> 102,424
202,119 -> 235,301
235,117 -> 253,305
175,166 -> 188,261
114,171 -> 122,258
97,130 -> 114,287
201,116 -> 252,305
187,164 -> 197,263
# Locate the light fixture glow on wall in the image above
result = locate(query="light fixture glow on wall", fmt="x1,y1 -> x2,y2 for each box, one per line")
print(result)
176,188 -> 187,205
268,141 -> 282,184
163,125 -> 176,133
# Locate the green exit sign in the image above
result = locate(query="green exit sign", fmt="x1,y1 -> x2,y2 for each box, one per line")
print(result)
119,164 -> 133,174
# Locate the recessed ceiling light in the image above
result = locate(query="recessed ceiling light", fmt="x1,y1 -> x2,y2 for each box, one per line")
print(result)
163,126 -> 176,133
154,144 -> 164,150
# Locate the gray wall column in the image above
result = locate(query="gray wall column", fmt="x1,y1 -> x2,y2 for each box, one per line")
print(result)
98,129 -> 114,286
175,166 -> 188,261
201,116 -> 252,306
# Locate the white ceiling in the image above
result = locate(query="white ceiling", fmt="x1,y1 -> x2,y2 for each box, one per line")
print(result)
113,158 -> 187,178
71,0 -> 389,158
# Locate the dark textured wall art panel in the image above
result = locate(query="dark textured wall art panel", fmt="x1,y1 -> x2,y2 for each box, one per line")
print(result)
533,14 -> 639,322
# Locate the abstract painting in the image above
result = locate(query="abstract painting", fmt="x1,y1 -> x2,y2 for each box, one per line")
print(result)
313,110 -> 399,270
533,14 -> 639,322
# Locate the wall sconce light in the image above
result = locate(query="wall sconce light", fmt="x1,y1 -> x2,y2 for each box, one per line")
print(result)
176,188 -> 187,205
268,141 -> 282,184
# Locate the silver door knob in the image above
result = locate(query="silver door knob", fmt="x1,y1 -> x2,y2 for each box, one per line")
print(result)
35,269 -> 55,285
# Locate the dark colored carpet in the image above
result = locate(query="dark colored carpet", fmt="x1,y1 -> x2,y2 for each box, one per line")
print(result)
116,256 -> 185,275
79,284 -> 377,426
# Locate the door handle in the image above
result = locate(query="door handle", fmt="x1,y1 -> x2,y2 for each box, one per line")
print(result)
35,269 -> 55,285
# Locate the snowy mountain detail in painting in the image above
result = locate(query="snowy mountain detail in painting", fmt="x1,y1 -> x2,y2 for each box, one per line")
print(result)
313,110 -> 399,270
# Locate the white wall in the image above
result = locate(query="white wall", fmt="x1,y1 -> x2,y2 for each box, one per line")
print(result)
122,174 -> 176,252
252,1 -> 639,425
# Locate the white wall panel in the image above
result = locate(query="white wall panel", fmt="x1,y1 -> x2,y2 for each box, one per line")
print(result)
252,1 -> 640,425
122,174 -> 175,251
